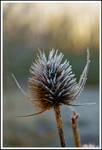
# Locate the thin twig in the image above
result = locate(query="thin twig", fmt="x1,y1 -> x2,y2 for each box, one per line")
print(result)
54,106 -> 66,147
70,111 -> 81,147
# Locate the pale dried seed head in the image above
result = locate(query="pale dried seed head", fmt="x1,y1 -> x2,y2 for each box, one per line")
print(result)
28,49 -> 80,110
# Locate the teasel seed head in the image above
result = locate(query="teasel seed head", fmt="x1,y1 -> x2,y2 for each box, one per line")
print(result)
12,49 -> 94,147
28,48 -> 90,111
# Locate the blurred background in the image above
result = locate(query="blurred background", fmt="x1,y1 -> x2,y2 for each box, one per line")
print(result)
3,2 -> 100,147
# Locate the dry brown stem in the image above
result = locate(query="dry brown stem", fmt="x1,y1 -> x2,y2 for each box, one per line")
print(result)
71,111 -> 81,147
54,106 -> 66,147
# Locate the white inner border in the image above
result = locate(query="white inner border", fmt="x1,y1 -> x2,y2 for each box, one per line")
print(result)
1,1 -> 101,149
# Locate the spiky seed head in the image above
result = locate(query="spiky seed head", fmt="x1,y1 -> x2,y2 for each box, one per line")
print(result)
28,49 -> 79,110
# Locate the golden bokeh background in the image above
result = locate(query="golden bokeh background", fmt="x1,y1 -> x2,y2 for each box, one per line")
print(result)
3,3 -> 99,51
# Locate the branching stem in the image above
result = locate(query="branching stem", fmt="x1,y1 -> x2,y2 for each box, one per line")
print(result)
71,111 -> 81,147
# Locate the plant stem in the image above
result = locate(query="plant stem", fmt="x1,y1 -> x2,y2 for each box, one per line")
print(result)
70,111 -> 80,147
54,105 -> 66,147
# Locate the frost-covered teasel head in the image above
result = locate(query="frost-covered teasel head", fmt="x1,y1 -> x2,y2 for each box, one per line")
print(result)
12,48 -> 94,147
28,49 -> 90,111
